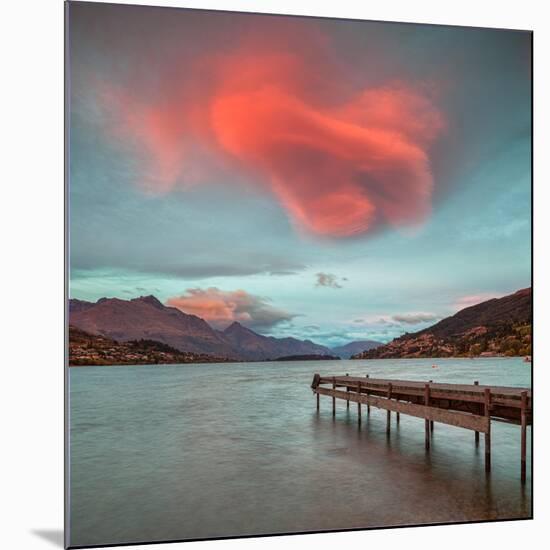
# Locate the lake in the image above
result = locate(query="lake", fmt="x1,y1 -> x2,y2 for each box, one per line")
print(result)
68,357 -> 532,547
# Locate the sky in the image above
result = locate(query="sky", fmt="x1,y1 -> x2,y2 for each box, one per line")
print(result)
67,2 -> 532,347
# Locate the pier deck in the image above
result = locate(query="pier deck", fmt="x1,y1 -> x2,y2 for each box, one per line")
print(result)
311,374 -> 532,483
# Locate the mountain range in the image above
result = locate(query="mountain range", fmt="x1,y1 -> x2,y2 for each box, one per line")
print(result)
221,320 -> 333,360
70,295 -> 238,357
330,340 -> 381,359
69,295 -> 369,362
352,287 -> 532,359
69,288 -> 531,364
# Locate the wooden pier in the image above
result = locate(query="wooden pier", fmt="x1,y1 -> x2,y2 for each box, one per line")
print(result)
311,374 -> 532,483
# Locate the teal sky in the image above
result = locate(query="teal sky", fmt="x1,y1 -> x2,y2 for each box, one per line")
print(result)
68,2 -> 531,346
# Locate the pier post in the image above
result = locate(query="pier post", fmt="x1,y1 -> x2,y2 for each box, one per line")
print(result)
429,381 -> 434,434
366,375 -> 370,414
474,380 -> 479,447
346,373 -> 350,410
332,377 -> 336,417
474,381 -> 480,445
387,383 -> 392,435
316,392 -> 319,411
357,380 -> 362,425
484,388 -> 491,473
424,383 -> 431,450
396,412 -> 400,424
521,391 -> 528,483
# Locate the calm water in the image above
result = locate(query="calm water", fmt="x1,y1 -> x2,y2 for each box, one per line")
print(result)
68,358 -> 532,547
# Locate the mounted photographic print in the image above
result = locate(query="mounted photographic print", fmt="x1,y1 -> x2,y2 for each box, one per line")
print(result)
65,1 -> 533,547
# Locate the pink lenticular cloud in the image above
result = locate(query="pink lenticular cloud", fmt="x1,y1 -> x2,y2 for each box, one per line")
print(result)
212,82 -> 443,235
100,32 -> 445,237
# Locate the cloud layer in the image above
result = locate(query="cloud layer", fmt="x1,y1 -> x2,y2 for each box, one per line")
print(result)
100,29 -> 445,239
166,287 -> 295,330
391,312 -> 439,324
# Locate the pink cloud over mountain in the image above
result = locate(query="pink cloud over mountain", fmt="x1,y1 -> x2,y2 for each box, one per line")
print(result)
100,28 -> 445,238
166,287 -> 295,330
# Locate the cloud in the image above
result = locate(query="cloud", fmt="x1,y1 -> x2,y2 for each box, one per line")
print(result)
315,272 -> 343,289
268,270 -> 300,276
391,312 -> 439,324
272,316 -> 405,346
99,27 -> 445,239
72,254 -> 306,280
159,261 -> 305,279
166,287 -> 296,330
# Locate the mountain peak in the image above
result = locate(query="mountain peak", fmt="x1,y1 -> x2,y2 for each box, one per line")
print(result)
223,321 -> 251,334
68,298 -> 94,314
331,340 -> 383,358
133,295 -> 165,309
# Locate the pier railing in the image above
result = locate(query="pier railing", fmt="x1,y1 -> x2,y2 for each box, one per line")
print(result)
311,374 -> 532,483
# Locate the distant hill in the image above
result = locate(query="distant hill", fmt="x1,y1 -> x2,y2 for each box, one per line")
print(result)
274,354 -> 340,361
331,340 -> 383,359
222,321 -> 333,361
69,326 -> 232,366
69,295 -> 334,363
352,288 -> 532,359
69,295 -> 239,358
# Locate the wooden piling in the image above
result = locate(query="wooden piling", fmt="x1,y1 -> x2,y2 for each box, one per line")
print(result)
357,380 -> 362,425
366,374 -> 370,414
332,377 -> 336,417
316,392 -> 319,411
346,374 -> 350,410
424,383 -> 430,450
474,381 -> 480,445
429,381 -> 434,433
484,388 -> 491,473
521,391 -> 527,483
387,383 -> 392,435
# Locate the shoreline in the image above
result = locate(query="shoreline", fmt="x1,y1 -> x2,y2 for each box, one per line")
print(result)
68,355 -> 531,368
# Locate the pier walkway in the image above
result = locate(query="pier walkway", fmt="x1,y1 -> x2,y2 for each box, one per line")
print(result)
311,374 -> 532,483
